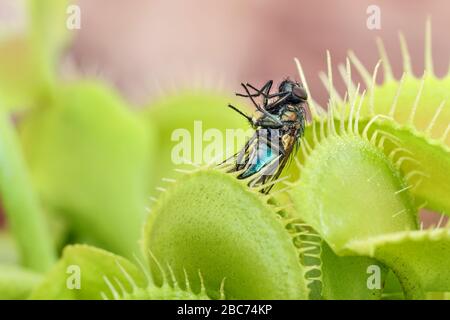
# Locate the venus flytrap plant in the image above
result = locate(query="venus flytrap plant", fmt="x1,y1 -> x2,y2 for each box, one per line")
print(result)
31,245 -> 213,300
31,244 -> 144,300
143,168 -> 312,300
274,195 -> 385,300
276,69 -> 416,299
97,42 -> 449,299
319,20 -> 450,215
25,75 -> 450,299
286,45 -> 450,299
0,3 -> 448,299
282,217 -> 387,300
30,244 -> 216,300
106,269 -> 213,300
288,96 -> 418,253
319,242 -> 386,300
346,227 -> 450,299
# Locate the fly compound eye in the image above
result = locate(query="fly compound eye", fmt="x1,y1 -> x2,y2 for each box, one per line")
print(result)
293,85 -> 308,100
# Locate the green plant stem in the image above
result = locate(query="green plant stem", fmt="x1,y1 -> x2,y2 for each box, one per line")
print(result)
0,106 -> 55,271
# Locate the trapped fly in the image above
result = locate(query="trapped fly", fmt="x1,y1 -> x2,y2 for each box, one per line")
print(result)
224,78 -> 311,193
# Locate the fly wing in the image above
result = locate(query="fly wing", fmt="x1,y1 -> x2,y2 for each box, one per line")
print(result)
233,130 -> 288,192
258,130 -> 301,194
221,133 -> 257,171
258,144 -> 293,194
221,128 -> 299,194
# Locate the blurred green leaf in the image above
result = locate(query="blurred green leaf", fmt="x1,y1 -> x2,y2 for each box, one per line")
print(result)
0,105 -> 55,271
31,244 -> 145,300
0,0 -> 72,109
19,81 -> 154,258
0,38 -> 39,109
0,231 -> 19,265
27,0 -> 73,64
0,264 -> 41,299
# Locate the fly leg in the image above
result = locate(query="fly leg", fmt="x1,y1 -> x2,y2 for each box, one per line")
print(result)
244,81 -> 273,107
240,84 -> 284,126
236,80 -> 273,100
227,104 -> 270,130
265,92 -> 290,112
254,116 -> 284,129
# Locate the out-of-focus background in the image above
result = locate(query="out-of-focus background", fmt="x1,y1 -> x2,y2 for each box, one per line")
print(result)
67,0 -> 450,104
4,0 -> 450,103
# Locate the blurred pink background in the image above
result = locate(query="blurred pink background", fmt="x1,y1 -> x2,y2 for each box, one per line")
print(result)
68,0 -> 450,106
